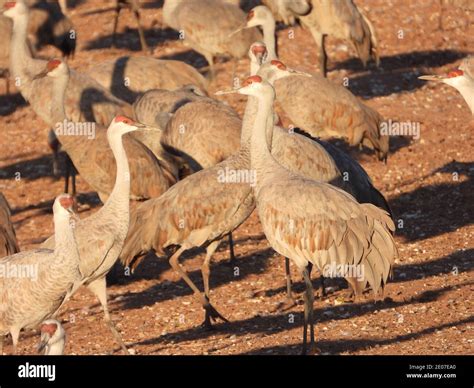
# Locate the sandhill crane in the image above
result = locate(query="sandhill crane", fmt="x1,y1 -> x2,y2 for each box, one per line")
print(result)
419,56 -> 474,115
87,56 -> 208,104
253,58 -> 392,299
229,75 -> 396,353
111,0 -> 148,52
3,0 -> 131,127
34,59 -> 176,202
237,9 -> 389,161
0,194 -> 80,355
0,193 -> 20,258
132,85 -> 208,129
161,98 -> 242,172
38,319 -> 65,355
261,1 -> 379,76
25,0 -> 76,58
162,0 -> 261,77
42,116 -> 146,353
120,47 -> 392,326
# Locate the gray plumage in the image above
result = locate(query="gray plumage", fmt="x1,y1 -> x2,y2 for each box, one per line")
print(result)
0,194 -> 80,354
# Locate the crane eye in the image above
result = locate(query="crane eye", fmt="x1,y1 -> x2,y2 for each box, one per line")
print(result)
247,10 -> 254,21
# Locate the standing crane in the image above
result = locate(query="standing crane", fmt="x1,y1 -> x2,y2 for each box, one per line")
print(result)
33,59 -> 175,202
237,7 -> 389,162
0,194 -> 80,355
228,75 -> 396,354
87,56 -> 208,104
41,115 -> 148,354
111,0 -> 148,52
162,0 -> 261,77
261,0 -> 379,76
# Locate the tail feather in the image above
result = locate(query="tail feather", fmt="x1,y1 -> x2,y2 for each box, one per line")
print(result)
120,201 -> 164,270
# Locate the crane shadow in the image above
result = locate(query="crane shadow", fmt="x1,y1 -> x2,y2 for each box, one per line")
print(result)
0,92 -> 27,116
128,280 -> 470,351
265,248 -> 473,299
391,161 -> 473,242
83,27 -> 180,53
339,50 -> 469,98
0,154 -> 55,181
294,129 -> 413,163
29,1 -> 76,56
110,246 -> 275,311
157,50 -> 212,70
240,315 -> 474,355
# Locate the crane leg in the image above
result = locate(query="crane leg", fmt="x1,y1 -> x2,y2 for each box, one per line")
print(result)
203,52 -> 216,80
319,34 -> 328,78
130,0 -> 149,53
318,274 -> 326,298
87,277 -> 128,354
227,232 -> 236,266
201,240 -> 221,328
10,327 -> 20,355
301,264 -> 317,355
310,30 -> 328,77
169,245 -> 228,329
5,77 -> 10,95
111,0 -> 122,48
284,256 -> 295,302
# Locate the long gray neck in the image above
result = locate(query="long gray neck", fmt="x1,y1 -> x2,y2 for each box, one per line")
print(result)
10,11 -> 33,87
103,131 -> 131,216
52,73 -> 68,124
53,212 -> 79,270
250,90 -> 277,194
455,78 -> 474,115
240,96 -> 257,147
241,95 -> 274,149
262,20 -> 277,61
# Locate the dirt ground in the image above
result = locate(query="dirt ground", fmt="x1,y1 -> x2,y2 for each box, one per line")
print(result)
0,0 -> 473,355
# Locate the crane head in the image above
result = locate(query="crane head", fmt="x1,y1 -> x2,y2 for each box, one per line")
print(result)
249,41 -> 268,65
33,59 -> 68,80
216,75 -> 275,100
2,0 -> 27,18
245,6 -> 275,28
56,193 -> 74,214
109,116 -> 145,136
38,319 -> 65,354
257,59 -> 312,84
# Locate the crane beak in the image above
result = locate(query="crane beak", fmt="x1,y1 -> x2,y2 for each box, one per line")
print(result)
289,69 -> 312,78
33,69 -> 49,80
228,24 -> 248,38
418,75 -> 446,82
37,333 -> 50,353
215,89 -> 238,96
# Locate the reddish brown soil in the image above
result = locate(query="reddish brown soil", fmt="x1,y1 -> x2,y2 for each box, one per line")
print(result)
0,0 -> 472,355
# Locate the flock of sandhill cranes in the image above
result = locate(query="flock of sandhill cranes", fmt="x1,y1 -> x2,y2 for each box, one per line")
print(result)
0,0 -> 472,356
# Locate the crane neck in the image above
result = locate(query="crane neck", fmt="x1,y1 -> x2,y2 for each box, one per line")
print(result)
104,131 -> 132,215
241,95 -> 274,150
9,10 -> 33,86
45,338 -> 65,355
53,211 -> 79,271
250,89 -> 278,194
262,20 -> 277,61
449,76 -> 474,115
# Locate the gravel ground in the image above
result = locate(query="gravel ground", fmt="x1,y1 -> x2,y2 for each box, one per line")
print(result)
0,0 -> 472,355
